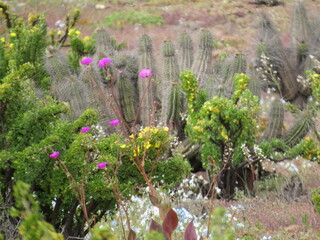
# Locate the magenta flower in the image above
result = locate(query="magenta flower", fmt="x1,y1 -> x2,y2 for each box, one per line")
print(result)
109,119 -> 120,126
49,151 -> 60,158
80,57 -> 93,65
139,69 -> 152,79
98,58 -> 111,68
97,162 -> 109,169
80,126 -> 91,133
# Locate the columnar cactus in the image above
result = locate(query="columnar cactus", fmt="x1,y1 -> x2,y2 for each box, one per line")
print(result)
161,41 -> 183,133
138,34 -> 158,126
282,112 -> 314,147
191,29 -> 213,87
262,99 -> 285,141
179,32 -> 193,71
117,55 -> 138,126
258,15 -> 299,101
45,47 -> 90,120
95,29 -> 114,58
247,66 -> 261,98
224,54 -> 247,98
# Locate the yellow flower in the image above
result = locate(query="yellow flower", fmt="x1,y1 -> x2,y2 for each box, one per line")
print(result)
154,142 -> 161,148
163,127 -> 169,132
120,144 -> 127,149
313,73 -> 319,78
83,36 -> 90,42
68,29 -> 75,36
305,137 -> 311,141
57,30 -> 62,35
0,37 -> 5,43
9,43 -> 14,48
144,141 -> 151,149
75,30 -> 81,35
193,126 -> 203,132
10,32 -> 16,37
133,147 -> 140,157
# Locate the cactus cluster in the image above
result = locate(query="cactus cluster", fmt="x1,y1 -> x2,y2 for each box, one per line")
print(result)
42,1 -> 319,198
256,2 -> 320,150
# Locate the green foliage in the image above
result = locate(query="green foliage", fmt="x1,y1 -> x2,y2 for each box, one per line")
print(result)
181,71 -> 260,167
209,207 -> 235,240
0,13 -> 48,86
306,70 -> 320,104
68,30 -> 95,72
311,188 -> 320,214
103,11 -> 164,28
11,181 -> 63,240
90,224 -> 119,240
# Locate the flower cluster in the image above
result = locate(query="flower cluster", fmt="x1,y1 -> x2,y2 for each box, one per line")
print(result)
80,57 -> 111,67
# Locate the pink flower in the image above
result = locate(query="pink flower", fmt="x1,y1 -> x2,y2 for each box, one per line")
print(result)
97,162 -> 109,169
49,151 -> 60,158
139,69 -> 152,79
98,58 -> 111,68
80,126 -> 91,133
109,119 -> 120,126
80,57 -> 93,65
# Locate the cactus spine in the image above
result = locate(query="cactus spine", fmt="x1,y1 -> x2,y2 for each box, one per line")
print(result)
179,32 -> 193,71
262,99 -> 285,141
138,34 -> 158,126
282,113 -> 314,147
191,29 -> 213,87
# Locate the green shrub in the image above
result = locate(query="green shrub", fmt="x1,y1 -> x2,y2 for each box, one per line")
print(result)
311,188 -> 320,214
103,11 -> 164,28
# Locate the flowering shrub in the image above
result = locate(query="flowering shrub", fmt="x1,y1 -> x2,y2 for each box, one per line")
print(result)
181,71 -> 260,167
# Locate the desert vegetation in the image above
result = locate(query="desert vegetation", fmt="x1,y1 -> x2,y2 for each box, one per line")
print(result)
0,0 -> 320,239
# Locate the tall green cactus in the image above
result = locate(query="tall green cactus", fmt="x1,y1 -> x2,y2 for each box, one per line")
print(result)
208,54 -> 247,98
224,54 -> 247,98
262,99 -> 285,141
191,29 -> 213,87
138,34 -> 158,126
291,1 -> 312,56
179,32 -> 193,71
282,112 -> 314,147
95,29 -> 114,58
247,66 -> 261,98
117,55 -> 138,126
161,41 -> 183,133
258,15 -> 299,101
45,46 -> 90,120
291,2 -> 314,97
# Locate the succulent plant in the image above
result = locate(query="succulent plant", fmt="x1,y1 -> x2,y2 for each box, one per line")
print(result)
138,34 -> 158,126
282,112 -> 314,147
191,29 -> 214,87
179,32 -> 193,71
262,99 -> 285,141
